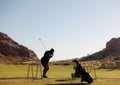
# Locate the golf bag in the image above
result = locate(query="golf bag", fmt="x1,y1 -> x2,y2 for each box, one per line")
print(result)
81,72 -> 93,84
73,60 -> 93,84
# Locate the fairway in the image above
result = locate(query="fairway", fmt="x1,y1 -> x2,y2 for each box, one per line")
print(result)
0,64 -> 120,85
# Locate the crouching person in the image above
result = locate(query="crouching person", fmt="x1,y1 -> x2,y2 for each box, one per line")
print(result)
72,60 -> 93,84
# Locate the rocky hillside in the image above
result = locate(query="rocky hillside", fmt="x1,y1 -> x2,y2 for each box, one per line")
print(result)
79,38 -> 120,69
0,32 -> 39,64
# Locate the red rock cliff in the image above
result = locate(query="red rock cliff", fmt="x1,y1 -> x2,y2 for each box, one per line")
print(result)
0,32 -> 39,63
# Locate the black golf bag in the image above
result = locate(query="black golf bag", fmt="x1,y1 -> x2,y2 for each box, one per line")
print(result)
81,72 -> 93,84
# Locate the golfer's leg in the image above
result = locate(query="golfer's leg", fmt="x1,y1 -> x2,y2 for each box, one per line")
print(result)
43,65 -> 48,77
46,64 -> 49,72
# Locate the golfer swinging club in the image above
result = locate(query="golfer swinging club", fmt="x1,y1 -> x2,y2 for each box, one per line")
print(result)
41,48 -> 54,78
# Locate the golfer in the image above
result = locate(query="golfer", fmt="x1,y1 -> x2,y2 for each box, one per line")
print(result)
41,48 -> 54,78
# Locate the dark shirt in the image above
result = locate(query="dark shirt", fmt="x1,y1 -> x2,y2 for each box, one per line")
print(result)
41,51 -> 53,65
75,64 -> 86,76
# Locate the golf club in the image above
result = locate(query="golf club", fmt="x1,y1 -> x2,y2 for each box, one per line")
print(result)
38,38 -> 48,80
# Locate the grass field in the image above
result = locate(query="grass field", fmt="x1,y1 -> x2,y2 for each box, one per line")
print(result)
0,64 -> 120,85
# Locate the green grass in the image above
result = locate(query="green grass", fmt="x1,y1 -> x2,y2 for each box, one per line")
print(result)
0,64 -> 120,85
0,64 -> 28,78
96,69 -> 120,78
0,80 -> 120,85
0,64 -> 74,78
48,65 -> 74,78
92,81 -> 120,85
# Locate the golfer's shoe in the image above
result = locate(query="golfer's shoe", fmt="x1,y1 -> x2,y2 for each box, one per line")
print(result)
42,75 -> 48,78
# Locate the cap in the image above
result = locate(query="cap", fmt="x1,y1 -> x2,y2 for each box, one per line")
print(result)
50,48 -> 54,52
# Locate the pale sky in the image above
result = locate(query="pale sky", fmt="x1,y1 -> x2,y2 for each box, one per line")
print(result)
1,0 -> 120,61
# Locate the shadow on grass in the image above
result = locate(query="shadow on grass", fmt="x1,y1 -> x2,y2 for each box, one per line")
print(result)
46,82 -> 88,85
55,79 -> 73,82
45,78 -> 88,85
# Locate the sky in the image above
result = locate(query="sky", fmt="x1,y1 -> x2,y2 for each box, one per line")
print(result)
1,0 -> 120,61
